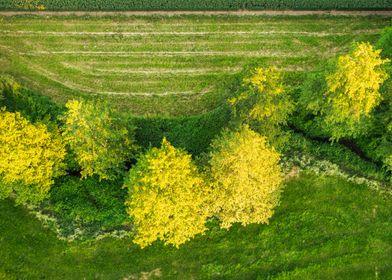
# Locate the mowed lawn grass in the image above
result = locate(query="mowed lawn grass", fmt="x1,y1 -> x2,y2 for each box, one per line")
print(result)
1,174 -> 391,279
0,15 -> 390,115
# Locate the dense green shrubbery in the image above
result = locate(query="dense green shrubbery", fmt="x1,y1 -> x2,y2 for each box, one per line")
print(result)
133,105 -> 231,156
0,0 -> 391,11
353,66 -> 392,173
377,27 -> 392,59
286,133 -> 387,182
48,176 -> 128,236
0,76 -> 64,124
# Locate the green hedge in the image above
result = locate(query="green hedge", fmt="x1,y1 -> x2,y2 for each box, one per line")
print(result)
286,133 -> 388,182
133,105 -> 231,156
0,76 -> 64,124
1,0 -> 391,11
47,176 -> 129,237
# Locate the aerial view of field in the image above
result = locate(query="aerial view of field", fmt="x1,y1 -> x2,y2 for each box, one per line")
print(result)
0,16 -> 389,115
0,3 -> 392,280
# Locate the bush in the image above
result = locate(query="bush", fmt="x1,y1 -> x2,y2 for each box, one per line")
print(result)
285,133 -> 388,182
133,105 -> 231,156
0,76 -> 64,124
48,176 -> 128,236
377,27 -> 392,59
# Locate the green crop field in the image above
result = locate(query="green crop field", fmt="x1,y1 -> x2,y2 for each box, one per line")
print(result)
0,15 -> 390,115
1,0 -> 391,11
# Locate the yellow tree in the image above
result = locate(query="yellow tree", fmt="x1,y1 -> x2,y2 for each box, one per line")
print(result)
208,125 -> 283,229
62,99 -> 137,180
325,42 -> 389,140
124,138 -> 210,248
229,67 -> 294,148
0,109 -> 65,205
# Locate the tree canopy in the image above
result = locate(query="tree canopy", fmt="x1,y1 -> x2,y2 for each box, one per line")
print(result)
229,67 -> 294,147
62,99 -> 137,180
124,138 -> 210,248
208,125 -> 283,229
0,109 -> 65,205
325,42 -> 389,140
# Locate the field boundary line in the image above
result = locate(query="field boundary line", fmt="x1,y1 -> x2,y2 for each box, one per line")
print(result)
0,10 -> 391,16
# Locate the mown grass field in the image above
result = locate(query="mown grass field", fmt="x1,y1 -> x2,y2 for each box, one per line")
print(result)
0,15 -> 390,115
1,174 -> 391,279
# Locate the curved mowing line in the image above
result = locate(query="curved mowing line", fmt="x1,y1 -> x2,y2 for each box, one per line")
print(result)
84,68 -> 241,75
0,30 -> 381,37
97,90 -> 209,96
20,60 -> 214,97
19,51 -> 306,58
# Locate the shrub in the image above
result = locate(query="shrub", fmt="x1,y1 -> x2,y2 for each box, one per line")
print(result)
377,26 -> 392,59
133,105 -> 231,156
49,176 -> 128,236
0,76 -> 64,124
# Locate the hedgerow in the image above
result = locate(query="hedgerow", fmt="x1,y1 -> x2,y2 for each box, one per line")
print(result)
0,0 -> 391,11
133,105 -> 231,156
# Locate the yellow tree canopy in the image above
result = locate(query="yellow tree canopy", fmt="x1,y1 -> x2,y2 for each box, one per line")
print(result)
124,138 -> 210,248
326,42 -> 389,121
62,99 -> 137,180
229,67 -> 294,148
0,109 -> 65,205
208,125 -> 283,229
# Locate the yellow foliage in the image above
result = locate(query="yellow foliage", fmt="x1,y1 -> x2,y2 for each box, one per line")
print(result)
62,99 -> 136,180
209,125 -> 283,229
0,109 -> 65,204
326,42 -> 389,121
243,67 -> 284,96
124,138 -> 210,248
228,67 -> 294,148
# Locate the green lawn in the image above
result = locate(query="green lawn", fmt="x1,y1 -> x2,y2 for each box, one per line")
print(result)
1,174 -> 391,279
0,15 -> 390,115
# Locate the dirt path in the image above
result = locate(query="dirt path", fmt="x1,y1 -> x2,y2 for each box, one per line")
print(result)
0,10 -> 391,17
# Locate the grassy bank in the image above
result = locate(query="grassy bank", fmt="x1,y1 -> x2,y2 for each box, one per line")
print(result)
1,174 -> 391,279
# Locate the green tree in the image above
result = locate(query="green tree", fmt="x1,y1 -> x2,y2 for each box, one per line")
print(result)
208,125 -> 283,229
124,138 -> 210,248
229,67 -> 294,148
0,109 -> 65,205
62,99 -> 137,180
